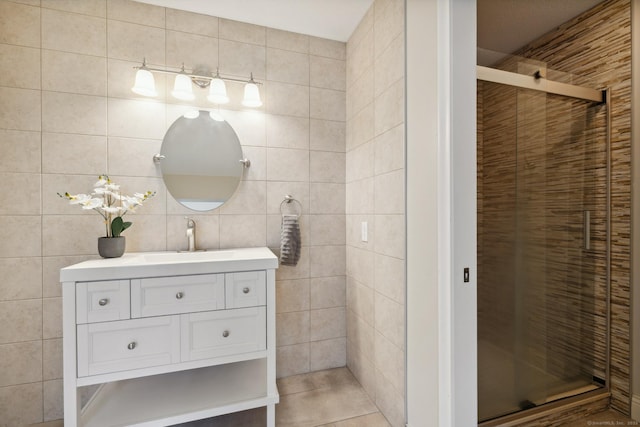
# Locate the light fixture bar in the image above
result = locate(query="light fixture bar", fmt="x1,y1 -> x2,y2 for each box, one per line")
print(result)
132,63 -> 263,86
133,59 -> 263,107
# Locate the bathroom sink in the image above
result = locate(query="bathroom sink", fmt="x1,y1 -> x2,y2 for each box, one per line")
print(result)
142,250 -> 235,263
60,247 -> 277,282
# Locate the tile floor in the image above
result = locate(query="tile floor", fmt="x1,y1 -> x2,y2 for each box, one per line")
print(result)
30,368 -> 639,427
32,368 -> 390,427
174,367 -> 389,427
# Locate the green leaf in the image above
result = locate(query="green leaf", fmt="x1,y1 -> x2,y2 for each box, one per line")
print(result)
111,216 -> 133,237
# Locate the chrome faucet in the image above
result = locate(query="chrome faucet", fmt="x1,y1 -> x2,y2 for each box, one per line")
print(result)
186,217 -> 196,252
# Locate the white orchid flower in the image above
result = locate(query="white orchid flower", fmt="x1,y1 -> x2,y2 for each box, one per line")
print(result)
82,198 -> 103,209
102,206 -> 122,214
93,187 -> 110,195
122,196 -> 142,210
60,175 -> 155,238
68,194 -> 91,205
134,192 -> 149,200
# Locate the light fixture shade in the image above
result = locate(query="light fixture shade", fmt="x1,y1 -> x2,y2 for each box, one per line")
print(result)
131,68 -> 157,97
172,73 -> 195,101
242,82 -> 262,107
207,78 -> 229,104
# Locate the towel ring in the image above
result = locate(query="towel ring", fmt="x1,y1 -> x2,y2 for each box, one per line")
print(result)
280,194 -> 302,217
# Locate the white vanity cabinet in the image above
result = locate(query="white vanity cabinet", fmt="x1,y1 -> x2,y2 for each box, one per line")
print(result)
61,248 -> 278,427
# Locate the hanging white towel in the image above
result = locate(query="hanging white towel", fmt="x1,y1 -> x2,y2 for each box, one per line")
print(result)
280,214 -> 301,266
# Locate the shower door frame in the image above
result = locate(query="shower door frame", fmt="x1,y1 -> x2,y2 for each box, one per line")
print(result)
477,66 -> 605,103
476,65 -> 612,424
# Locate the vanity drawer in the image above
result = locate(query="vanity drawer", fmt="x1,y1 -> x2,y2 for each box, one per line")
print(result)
76,280 -> 130,324
225,271 -> 266,308
77,316 -> 180,377
131,274 -> 225,318
181,306 -> 266,362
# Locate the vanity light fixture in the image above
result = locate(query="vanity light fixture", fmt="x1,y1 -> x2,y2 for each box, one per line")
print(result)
207,70 -> 229,104
171,64 -> 195,101
132,59 -> 262,107
242,73 -> 263,108
131,58 -> 158,97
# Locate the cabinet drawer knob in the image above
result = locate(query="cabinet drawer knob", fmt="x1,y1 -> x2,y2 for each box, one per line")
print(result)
98,298 -> 109,306
127,341 -> 137,350
222,330 -> 230,338
176,292 -> 184,299
242,287 -> 250,294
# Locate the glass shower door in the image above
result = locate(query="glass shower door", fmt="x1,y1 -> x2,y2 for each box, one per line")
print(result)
513,87 -> 550,410
477,77 -> 607,422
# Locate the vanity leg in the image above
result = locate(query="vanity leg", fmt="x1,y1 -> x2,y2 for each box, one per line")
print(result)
63,281 -> 80,426
267,404 -> 275,427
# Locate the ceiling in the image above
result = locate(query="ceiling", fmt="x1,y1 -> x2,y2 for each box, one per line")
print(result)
135,0 -> 604,55
478,0 -> 604,64
134,0 -> 373,42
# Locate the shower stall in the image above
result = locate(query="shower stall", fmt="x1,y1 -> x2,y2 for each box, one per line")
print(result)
476,59 -> 610,423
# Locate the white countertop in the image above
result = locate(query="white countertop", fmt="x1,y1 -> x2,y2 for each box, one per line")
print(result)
60,247 -> 278,282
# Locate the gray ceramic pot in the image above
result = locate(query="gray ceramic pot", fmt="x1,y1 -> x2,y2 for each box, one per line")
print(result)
98,236 -> 126,258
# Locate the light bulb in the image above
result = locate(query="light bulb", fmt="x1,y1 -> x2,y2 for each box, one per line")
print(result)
207,77 -> 229,104
172,73 -> 195,101
131,68 -> 157,97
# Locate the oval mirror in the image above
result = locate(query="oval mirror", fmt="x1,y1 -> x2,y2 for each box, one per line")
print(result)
159,110 -> 244,211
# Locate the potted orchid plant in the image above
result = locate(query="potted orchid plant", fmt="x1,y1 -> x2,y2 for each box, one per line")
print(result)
59,175 -> 155,258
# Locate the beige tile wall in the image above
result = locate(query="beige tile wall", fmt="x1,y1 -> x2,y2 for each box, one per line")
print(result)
0,0 -> 347,423
345,0 -> 405,426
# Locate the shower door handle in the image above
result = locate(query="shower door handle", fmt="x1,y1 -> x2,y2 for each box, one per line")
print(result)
583,210 -> 591,250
